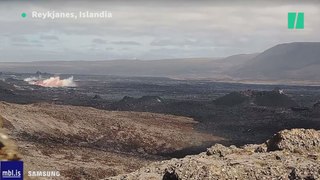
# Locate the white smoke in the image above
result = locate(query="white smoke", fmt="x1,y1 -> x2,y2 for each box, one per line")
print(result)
24,76 -> 77,87
24,77 -> 39,82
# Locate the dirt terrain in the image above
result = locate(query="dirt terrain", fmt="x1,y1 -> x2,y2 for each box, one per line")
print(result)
0,102 -> 222,179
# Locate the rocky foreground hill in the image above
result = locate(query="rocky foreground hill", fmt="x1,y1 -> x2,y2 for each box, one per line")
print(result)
108,129 -> 320,180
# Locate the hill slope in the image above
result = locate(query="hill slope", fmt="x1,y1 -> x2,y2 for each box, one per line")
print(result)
234,42 -> 320,81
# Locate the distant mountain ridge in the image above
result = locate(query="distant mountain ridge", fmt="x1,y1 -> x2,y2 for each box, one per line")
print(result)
0,42 -> 320,83
233,42 -> 320,81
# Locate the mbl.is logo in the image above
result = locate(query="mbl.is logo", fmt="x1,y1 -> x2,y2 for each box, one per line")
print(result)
288,12 -> 304,29
0,161 -> 23,180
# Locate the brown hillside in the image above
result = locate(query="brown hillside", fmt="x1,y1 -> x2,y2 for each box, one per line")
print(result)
0,102 -> 222,179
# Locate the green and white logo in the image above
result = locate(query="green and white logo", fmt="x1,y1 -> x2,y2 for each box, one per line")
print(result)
288,12 -> 304,29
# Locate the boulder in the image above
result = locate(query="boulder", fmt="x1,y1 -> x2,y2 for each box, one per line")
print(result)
266,129 -> 320,152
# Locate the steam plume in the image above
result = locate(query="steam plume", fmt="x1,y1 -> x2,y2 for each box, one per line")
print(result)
25,76 -> 76,87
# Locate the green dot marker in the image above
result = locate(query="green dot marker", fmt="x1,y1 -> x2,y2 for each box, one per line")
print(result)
21,12 -> 27,18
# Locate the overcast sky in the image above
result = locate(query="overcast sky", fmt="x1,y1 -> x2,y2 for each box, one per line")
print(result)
0,0 -> 319,62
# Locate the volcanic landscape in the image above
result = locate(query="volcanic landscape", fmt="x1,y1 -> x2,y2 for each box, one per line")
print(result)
1,72 -> 320,179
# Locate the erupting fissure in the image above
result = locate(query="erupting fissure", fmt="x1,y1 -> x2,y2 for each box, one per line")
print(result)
24,76 -> 76,87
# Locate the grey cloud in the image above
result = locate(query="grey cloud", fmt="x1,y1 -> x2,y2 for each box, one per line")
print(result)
112,41 -> 141,46
10,37 -> 43,47
150,39 -> 222,48
11,36 -> 28,42
92,38 -> 107,44
40,35 -> 59,41
12,43 -> 43,47
151,39 -> 197,47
